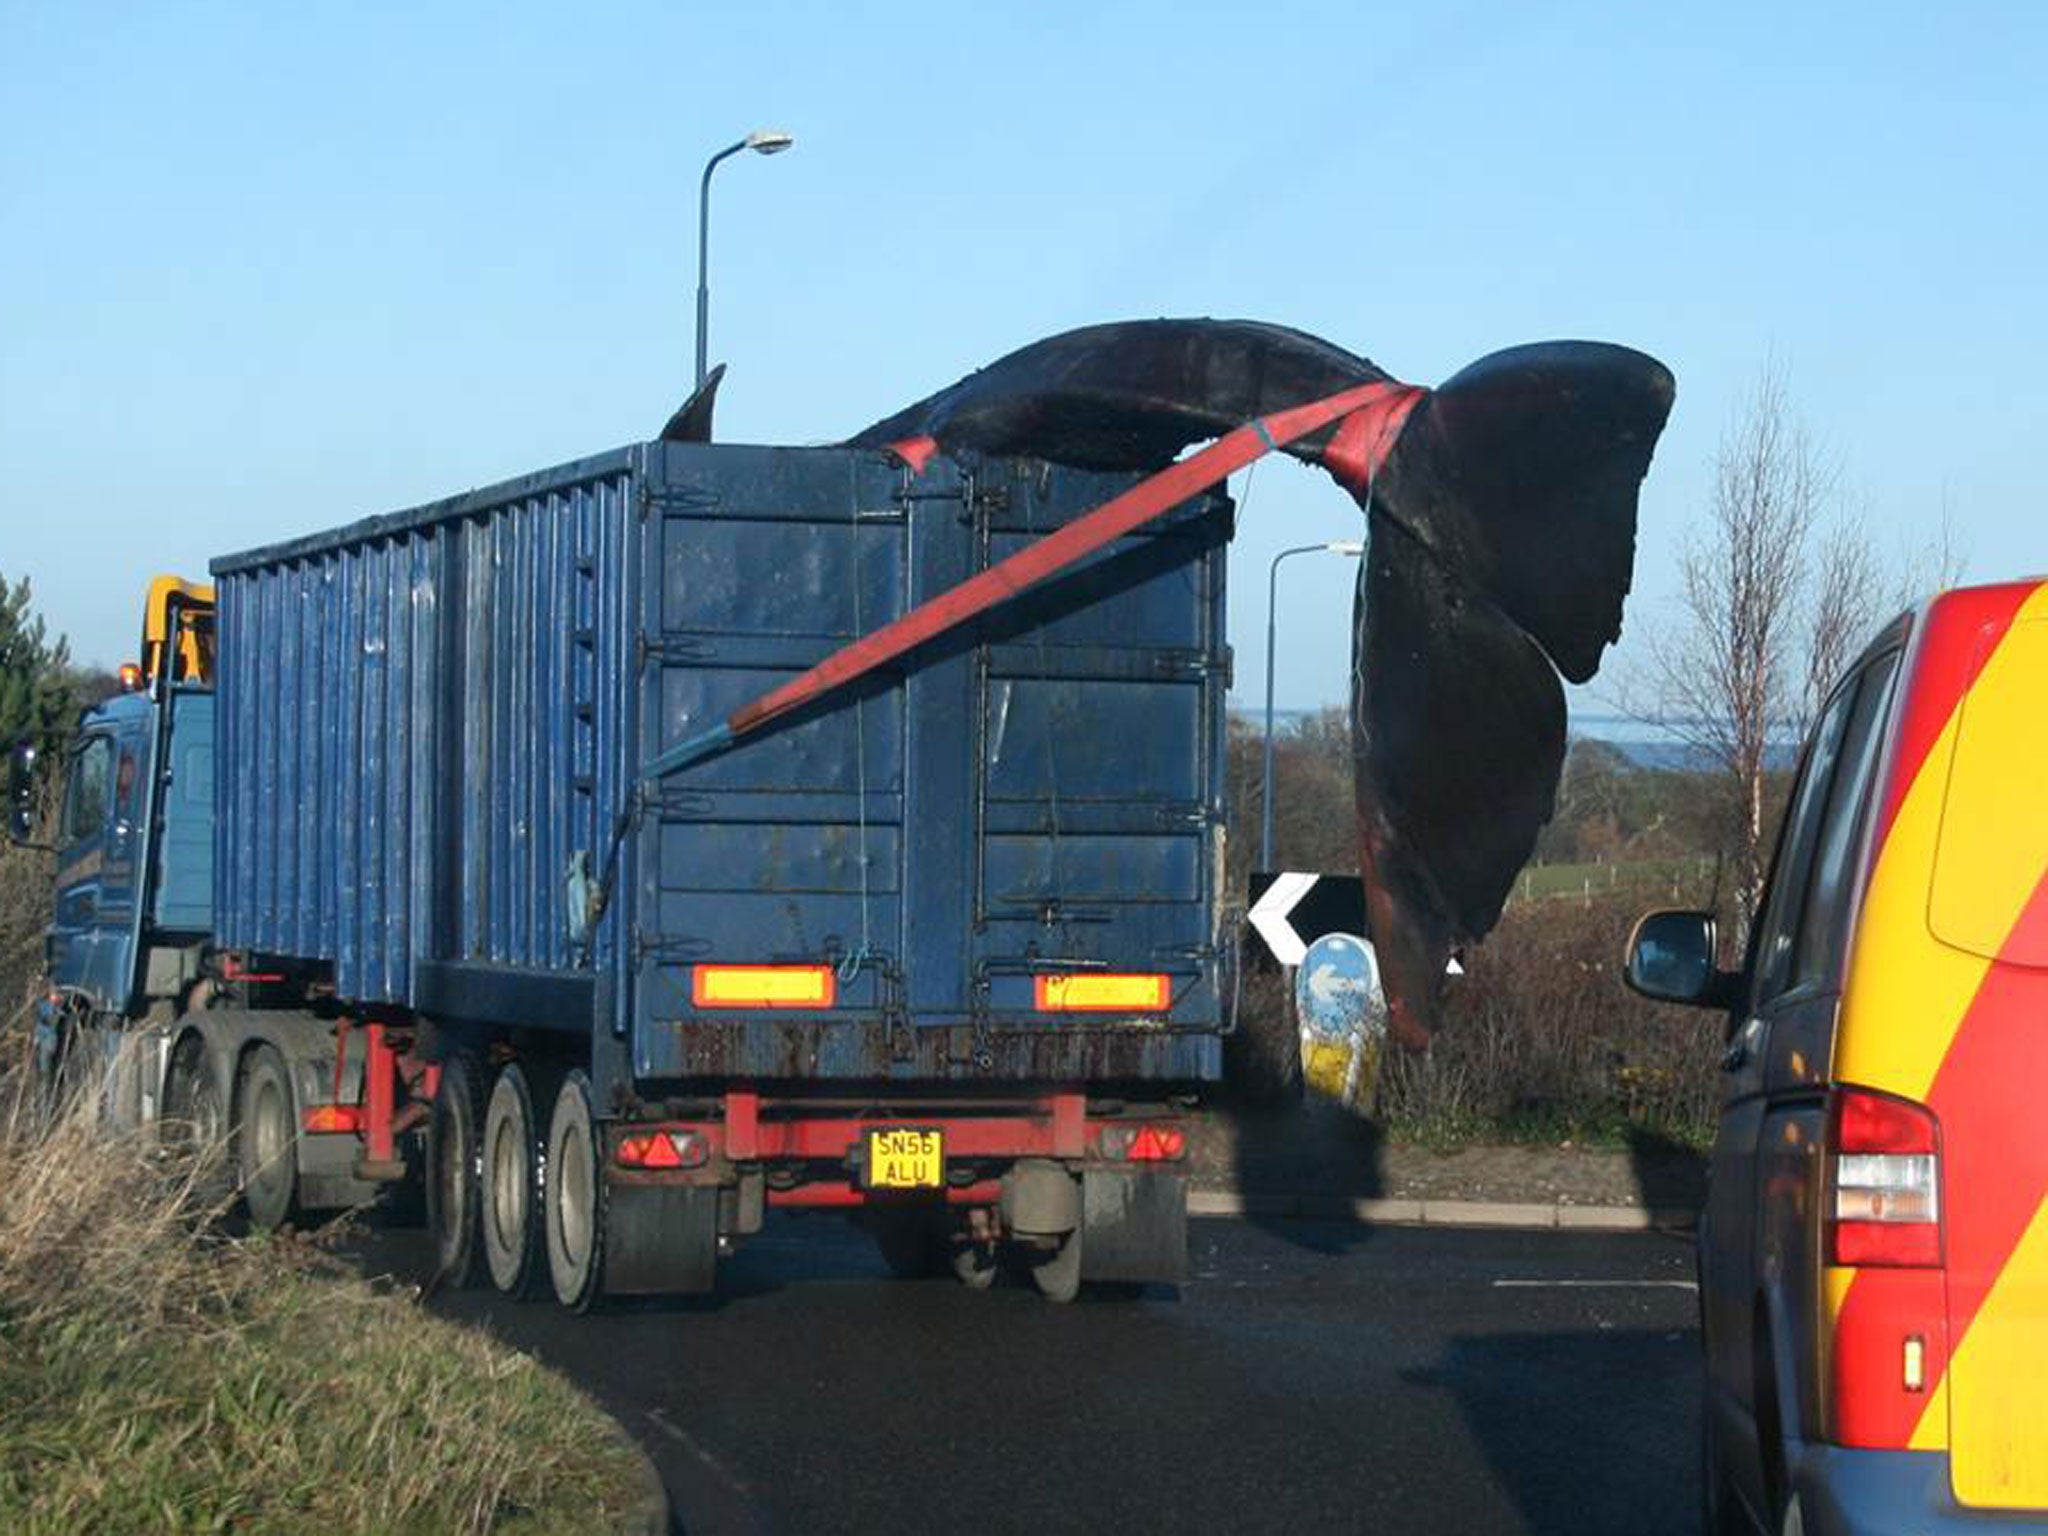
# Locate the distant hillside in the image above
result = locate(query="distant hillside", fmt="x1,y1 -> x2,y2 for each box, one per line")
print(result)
1569,715 -> 1798,774
1226,705 -> 1797,774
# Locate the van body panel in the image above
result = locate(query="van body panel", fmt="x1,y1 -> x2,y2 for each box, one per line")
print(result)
1828,580 -> 2048,1510
1927,616 -> 2048,964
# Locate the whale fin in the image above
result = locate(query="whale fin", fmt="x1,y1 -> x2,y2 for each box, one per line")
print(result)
848,321 -> 1673,1044
660,363 -> 726,444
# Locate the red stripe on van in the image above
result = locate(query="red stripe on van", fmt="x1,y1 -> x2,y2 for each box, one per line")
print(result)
1870,584 -> 2037,848
1922,867 -> 2048,1330
1830,862 -> 2048,1449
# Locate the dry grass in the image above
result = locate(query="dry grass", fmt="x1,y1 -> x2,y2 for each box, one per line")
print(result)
1375,893 -> 1721,1149
0,833 -> 49,1069
0,1058 -> 646,1535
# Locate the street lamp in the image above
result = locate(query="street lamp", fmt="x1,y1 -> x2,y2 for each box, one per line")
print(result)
696,129 -> 796,388
1261,538 -> 1366,871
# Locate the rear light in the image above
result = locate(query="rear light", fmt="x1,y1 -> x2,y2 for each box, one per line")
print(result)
1093,1123 -> 1187,1161
692,964 -> 836,1009
615,1130 -> 710,1170
1130,1125 -> 1185,1161
1034,973 -> 1171,1012
1827,1087 -> 1942,1268
301,1104 -> 363,1134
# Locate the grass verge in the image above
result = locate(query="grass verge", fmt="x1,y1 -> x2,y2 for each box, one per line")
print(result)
0,1063 -> 648,1536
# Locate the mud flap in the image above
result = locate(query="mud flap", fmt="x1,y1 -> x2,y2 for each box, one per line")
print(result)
604,1183 -> 719,1295
1080,1170 -> 1187,1285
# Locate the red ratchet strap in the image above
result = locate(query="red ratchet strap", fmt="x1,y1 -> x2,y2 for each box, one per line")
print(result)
643,380 -> 1424,777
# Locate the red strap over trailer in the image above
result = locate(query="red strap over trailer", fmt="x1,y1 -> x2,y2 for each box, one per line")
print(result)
643,378 -> 1424,778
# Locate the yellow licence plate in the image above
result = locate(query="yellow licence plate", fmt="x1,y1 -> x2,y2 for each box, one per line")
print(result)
865,1128 -> 944,1190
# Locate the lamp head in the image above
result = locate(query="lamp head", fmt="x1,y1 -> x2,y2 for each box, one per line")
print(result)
745,129 -> 795,155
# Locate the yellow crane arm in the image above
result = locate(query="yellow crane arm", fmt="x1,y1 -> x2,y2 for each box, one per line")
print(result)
140,575 -> 216,687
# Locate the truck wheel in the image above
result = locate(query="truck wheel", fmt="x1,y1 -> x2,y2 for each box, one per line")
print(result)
236,1044 -> 300,1230
951,1239 -> 999,1291
427,1052 -> 487,1288
164,1036 -> 232,1209
545,1070 -> 605,1312
481,1062 -> 549,1298
1028,1229 -> 1083,1304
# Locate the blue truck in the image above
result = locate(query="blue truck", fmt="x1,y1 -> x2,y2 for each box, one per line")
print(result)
10,438 -> 1231,1305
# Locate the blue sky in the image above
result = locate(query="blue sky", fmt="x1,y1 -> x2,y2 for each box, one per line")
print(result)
3,1 -> 2040,709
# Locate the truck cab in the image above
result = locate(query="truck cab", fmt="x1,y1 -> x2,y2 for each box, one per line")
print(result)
15,579 -> 218,1122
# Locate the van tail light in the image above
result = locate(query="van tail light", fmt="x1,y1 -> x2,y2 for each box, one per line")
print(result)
1827,1087 -> 1942,1269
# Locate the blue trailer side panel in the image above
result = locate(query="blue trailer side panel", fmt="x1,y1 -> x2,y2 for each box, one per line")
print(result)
211,441 -> 1227,1084
211,451 -> 641,1012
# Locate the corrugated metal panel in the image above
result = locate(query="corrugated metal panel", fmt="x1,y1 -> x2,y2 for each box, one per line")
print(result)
630,443 -> 1229,1083
211,439 -> 1226,1084
212,453 -> 640,1007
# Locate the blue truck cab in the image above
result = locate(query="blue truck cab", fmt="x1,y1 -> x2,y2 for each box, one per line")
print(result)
44,690 -> 213,1007
15,441 -> 1234,1307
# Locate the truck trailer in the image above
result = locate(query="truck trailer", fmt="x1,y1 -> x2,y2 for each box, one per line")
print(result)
18,438 -> 1231,1306
17,319 -> 1675,1310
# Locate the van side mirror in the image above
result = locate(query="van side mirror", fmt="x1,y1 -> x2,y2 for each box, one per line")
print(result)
1624,909 -> 1735,1008
6,740 -> 39,845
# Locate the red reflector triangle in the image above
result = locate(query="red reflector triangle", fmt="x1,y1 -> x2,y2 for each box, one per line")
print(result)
641,1133 -> 685,1169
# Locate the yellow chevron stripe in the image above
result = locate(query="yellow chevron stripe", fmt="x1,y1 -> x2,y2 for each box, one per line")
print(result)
1948,1193 -> 2048,1505
1835,586 -> 2048,1100
1928,616 -> 2048,960
1908,1374 -> 1949,1452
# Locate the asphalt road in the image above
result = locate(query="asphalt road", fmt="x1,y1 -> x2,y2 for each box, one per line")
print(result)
355,1215 -> 1702,1535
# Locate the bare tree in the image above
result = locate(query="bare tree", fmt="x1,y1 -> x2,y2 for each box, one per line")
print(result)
1802,507 -> 1886,732
1894,491 -> 1970,609
1648,362 -> 1833,927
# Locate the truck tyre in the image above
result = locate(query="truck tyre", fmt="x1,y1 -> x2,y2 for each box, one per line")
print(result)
480,1062 -> 549,1298
1028,1229 -> 1083,1304
427,1052 -> 487,1288
235,1044 -> 300,1230
163,1036 -> 232,1210
545,1070 -> 605,1312
951,1238 -> 999,1290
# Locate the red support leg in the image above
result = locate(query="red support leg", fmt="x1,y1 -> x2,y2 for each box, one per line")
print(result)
357,1022 -> 404,1180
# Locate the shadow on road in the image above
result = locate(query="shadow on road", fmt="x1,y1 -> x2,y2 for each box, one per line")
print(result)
1405,1323 -> 1703,1535
1207,1089 -> 1387,1255
1624,1124 -> 1709,1224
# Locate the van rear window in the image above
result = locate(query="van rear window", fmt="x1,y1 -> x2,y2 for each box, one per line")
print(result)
1928,618 -> 2048,965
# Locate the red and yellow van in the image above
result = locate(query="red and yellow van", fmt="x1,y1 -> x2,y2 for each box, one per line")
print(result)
1627,579 -> 2048,1534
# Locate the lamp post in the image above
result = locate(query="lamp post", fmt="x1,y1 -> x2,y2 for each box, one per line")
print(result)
696,129 -> 795,388
1261,539 -> 1366,871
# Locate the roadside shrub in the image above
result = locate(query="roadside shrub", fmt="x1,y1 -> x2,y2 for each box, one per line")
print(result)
0,833 -> 49,1057
1376,892 -> 1720,1148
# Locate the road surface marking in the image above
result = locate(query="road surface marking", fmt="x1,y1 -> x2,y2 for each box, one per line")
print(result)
1491,1278 -> 1697,1290
646,1406 -> 756,1500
